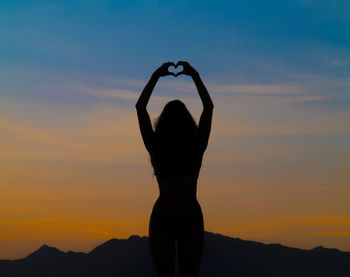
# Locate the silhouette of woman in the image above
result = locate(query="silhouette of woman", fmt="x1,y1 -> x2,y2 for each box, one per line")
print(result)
136,61 -> 213,277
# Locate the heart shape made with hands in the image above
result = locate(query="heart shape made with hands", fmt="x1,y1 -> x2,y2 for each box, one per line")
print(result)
168,64 -> 184,77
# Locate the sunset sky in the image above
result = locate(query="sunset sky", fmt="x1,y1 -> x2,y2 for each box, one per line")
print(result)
1,0 -> 349,259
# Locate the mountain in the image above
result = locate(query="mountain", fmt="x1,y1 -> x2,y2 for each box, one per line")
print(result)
0,232 -> 349,276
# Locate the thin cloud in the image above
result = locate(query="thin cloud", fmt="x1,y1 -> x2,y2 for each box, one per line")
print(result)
75,86 -> 172,102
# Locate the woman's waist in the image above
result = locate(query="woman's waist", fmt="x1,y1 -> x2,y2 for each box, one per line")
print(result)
152,197 -> 202,216
157,176 -> 198,198
156,174 -> 198,186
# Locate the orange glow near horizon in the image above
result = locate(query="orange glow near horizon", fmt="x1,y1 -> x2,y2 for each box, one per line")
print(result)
1,87 -> 349,259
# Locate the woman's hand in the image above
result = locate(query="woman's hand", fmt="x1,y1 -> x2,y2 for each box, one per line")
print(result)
152,62 -> 176,78
175,61 -> 199,77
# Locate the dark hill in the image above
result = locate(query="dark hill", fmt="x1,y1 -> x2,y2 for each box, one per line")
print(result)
0,232 -> 349,276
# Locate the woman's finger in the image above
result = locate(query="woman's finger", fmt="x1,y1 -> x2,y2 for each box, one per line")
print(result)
176,61 -> 191,67
176,61 -> 186,67
165,61 -> 175,68
175,71 -> 184,77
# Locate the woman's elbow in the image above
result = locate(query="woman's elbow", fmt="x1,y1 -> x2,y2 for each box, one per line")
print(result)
204,102 -> 214,110
135,102 -> 145,110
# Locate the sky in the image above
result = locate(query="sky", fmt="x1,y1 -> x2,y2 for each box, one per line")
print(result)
0,0 -> 349,259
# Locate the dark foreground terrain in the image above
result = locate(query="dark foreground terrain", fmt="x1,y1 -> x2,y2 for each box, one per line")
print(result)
0,232 -> 349,276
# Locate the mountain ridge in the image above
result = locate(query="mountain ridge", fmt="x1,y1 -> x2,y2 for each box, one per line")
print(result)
0,231 -> 349,276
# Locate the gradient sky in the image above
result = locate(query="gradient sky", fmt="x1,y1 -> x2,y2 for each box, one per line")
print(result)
0,0 -> 349,259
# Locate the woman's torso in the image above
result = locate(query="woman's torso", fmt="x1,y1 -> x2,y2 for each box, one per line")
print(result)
150,140 -> 204,217
153,174 -> 201,215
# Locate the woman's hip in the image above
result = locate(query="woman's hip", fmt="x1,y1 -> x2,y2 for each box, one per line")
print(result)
149,201 -> 204,240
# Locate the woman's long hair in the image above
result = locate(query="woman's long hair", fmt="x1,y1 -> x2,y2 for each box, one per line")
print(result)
151,100 -> 198,176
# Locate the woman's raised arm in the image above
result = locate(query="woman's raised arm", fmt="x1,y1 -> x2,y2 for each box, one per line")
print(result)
136,62 -> 175,152
177,61 -> 214,152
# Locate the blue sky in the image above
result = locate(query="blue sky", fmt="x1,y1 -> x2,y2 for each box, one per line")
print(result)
1,1 -> 349,78
1,1 -> 349,110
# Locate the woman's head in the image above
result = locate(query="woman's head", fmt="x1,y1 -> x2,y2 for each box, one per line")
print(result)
154,100 -> 197,143
151,100 -> 201,177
